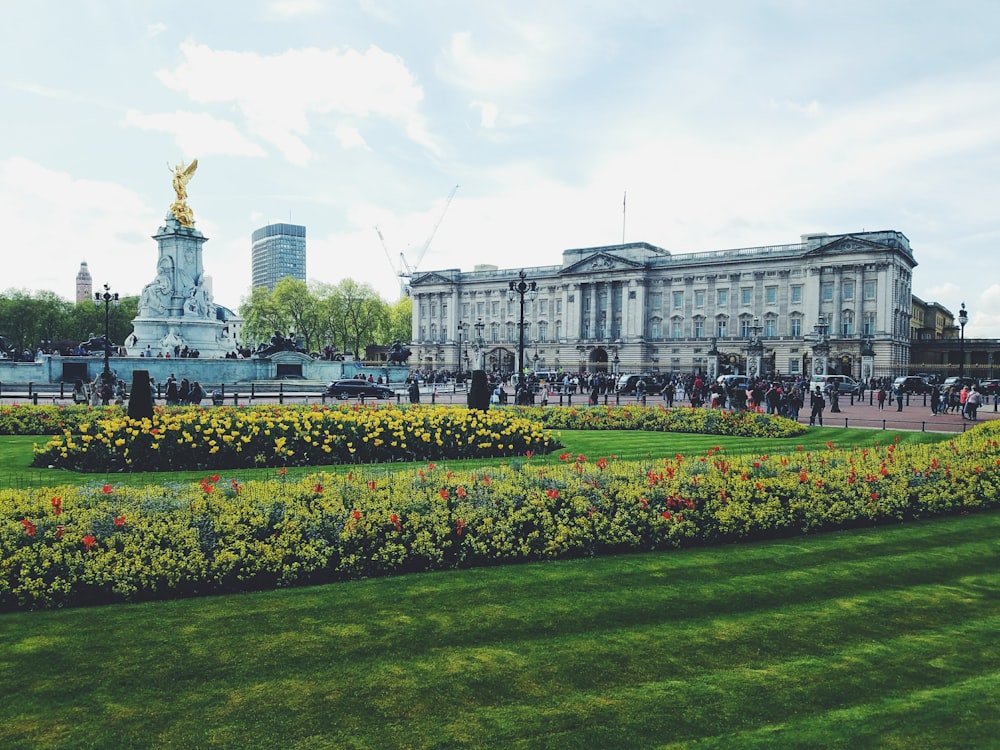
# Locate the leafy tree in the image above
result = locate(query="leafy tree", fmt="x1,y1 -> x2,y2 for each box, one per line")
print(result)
238,286 -> 287,350
272,279 -> 320,351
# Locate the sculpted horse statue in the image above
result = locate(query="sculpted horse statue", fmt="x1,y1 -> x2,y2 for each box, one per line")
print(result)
387,340 -> 411,365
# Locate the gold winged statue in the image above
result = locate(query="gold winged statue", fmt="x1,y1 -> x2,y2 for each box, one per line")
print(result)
167,158 -> 198,227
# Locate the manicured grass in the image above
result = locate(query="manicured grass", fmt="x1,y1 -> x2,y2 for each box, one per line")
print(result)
1,427 -> 951,489
1,511 -> 998,748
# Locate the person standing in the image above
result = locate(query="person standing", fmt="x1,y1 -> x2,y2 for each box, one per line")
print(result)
809,386 -> 826,426
895,384 -> 904,412
966,387 -> 981,420
930,387 -> 940,416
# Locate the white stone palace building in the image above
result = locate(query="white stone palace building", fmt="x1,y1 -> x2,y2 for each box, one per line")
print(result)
409,230 -> 916,381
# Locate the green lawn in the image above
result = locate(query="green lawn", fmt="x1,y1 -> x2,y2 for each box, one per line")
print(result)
1,510 -> 998,748
1,426 -> 951,490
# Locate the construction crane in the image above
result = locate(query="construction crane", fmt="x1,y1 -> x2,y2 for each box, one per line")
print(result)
376,184 -> 459,297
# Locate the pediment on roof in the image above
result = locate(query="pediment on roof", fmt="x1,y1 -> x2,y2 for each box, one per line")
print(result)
409,271 -> 453,287
560,252 -> 645,275
803,235 -> 883,257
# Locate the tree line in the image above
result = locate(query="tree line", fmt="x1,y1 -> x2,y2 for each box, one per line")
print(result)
0,279 -> 411,360
0,290 -> 138,358
238,278 -> 411,358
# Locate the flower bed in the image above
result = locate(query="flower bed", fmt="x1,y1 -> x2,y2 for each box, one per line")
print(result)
31,405 -> 558,472
521,404 -> 808,438
5,424 -> 1000,610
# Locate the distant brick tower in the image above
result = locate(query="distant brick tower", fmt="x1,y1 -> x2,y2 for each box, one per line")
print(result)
75,261 -> 93,303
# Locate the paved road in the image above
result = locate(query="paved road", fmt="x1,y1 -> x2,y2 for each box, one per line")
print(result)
4,386 -> 996,434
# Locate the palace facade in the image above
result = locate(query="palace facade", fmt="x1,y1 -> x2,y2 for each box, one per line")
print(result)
409,230 -> 917,381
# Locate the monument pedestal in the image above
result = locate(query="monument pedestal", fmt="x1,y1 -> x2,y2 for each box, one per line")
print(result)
128,214 -> 236,358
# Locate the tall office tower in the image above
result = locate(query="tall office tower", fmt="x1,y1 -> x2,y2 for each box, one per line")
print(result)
251,223 -> 307,291
75,261 -> 93,303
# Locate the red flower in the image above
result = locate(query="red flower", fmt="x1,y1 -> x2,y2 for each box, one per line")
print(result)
456,486 -> 467,498
427,462 -> 436,471
314,483 -> 323,494
55,525 -> 65,539
368,480 -> 377,491
277,467 -> 288,477
559,451 -> 571,461
114,515 -> 126,527
101,484 -> 113,494
439,489 -> 450,500
20,519 -> 36,536
82,535 -> 96,551
639,497 -> 649,509
390,513 -> 401,532
596,457 -> 608,471
210,474 -> 220,483
547,488 -> 560,499
525,451 -> 534,460
230,479 -> 242,495
455,518 -> 466,535
51,497 -> 62,516
662,511 -> 671,520
352,509 -> 362,520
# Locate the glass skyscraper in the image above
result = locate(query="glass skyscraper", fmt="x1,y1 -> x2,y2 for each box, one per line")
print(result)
251,223 -> 307,291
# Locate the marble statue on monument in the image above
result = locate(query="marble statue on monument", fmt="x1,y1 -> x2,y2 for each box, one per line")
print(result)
127,159 -> 236,358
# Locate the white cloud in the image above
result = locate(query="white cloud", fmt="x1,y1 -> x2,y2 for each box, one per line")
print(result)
124,110 -> 267,158
156,42 -> 436,164
333,125 -> 369,150
146,22 -> 167,37
0,158 -> 159,299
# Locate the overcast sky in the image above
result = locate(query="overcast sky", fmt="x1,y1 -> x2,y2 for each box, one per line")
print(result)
2,1 -> 999,336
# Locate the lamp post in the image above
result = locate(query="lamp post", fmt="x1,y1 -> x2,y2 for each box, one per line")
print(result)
747,317 -> 764,378
958,302 -> 969,380
457,321 -> 468,380
94,283 -> 119,384
507,270 -> 537,403
473,318 -> 485,370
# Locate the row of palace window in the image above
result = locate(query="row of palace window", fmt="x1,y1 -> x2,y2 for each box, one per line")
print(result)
417,311 -> 877,344
648,280 -> 876,312
423,281 -> 876,323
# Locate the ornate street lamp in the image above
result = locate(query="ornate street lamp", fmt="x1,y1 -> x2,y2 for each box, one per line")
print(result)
457,321 -> 468,378
746,317 -> 764,378
811,316 -> 831,377
958,302 -> 969,380
94,283 -> 119,384
473,318 -> 486,370
507,270 -> 537,403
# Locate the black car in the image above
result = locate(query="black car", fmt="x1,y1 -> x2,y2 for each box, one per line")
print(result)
324,379 -> 395,400
892,376 -> 932,395
978,379 -> 1000,395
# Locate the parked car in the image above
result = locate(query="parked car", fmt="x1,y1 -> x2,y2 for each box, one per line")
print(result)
716,374 -> 751,392
977,379 -> 1000,395
616,374 -> 658,395
892,376 -> 933,395
810,374 -> 861,395
324,379 -> 395,400
941,376 -> 977,391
